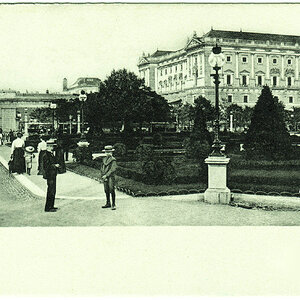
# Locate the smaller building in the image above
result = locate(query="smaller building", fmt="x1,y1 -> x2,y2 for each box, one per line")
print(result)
63,77 -> 101,94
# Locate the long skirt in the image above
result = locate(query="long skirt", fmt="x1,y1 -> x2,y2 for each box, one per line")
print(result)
11,148 -> 26,174
38,150 -> 46,175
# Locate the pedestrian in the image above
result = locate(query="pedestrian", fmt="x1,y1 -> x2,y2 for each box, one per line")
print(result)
24,146 -> 35,175
37,136 -> 47,175
101,145 -> 117,210
43,139 -> 60,212
10,132 -> 26,174
55,139 -> 66,174
9,129 -> 15,144
0,131 -> 3,146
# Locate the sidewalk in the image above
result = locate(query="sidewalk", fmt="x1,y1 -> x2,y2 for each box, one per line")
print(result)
0,145 -> 132,201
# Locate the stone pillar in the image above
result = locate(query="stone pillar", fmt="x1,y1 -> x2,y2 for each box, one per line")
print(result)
204,156 -> 231,204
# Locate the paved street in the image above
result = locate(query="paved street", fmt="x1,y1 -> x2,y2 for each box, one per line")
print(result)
1,153 -> 300,226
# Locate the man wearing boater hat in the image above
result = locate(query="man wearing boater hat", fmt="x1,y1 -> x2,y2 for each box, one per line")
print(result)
101,145 -> 117,210
43,139 -> 60,212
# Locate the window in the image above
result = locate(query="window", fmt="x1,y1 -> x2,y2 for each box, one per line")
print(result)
226,56 -> 232,62
175,66 -> 177,72
257,57 -> 263,64
242,56 -> 248,63
226,74 -> 232,85
289,96 -> 293,103
272,76 -> 277,86
273,58 -> 277,64
244,95 -> 248,103
180,64 -> 183,71
160,69 -> 163,76
242,75 -> 247,86
170,67 -> 172,74
228,95 -> 233,103
257,75 -> 262,86
165,69 -> 167,75
288,59 -> 292,65
287,77 -> 292,87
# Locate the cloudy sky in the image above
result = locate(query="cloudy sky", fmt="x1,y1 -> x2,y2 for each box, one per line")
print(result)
0,2 -> 300,92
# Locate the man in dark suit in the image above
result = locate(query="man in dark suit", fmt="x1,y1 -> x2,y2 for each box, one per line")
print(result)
43,139 -> 60,212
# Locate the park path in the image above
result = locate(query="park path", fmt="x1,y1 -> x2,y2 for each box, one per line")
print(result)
0,144 -> 131,201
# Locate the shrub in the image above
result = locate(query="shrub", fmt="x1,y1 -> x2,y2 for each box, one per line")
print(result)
184,138 -> 211,161
113,143 -> 127,157
142,157 -> 176,185
72,146 -> 92,163
152,133 -> 163,147
135,144 -> 154,161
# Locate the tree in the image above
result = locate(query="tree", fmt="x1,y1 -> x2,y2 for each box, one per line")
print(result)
85,69 -> 171,133
244,86 -> 292,160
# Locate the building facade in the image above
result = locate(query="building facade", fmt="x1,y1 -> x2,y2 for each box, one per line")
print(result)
138,29 -> 300,109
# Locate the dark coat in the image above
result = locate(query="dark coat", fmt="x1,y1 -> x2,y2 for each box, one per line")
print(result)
43,150 -> 58,180
101,156 -> 117,178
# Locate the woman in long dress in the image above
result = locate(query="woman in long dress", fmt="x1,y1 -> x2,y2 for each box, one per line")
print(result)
11,132 -> 26,174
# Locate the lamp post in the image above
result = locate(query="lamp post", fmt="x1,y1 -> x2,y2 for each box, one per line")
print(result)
204,44 -> 231,205
79,90 -> 87,133
24,108 -> 28,135
50,102 -> 57,135
208,44 -> 226,156
69,114 -> 72,134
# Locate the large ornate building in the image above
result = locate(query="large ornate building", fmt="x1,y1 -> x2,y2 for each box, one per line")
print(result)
138,29 -> 300,109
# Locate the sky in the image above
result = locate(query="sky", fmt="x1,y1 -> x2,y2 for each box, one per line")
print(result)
1,2 -> 300,92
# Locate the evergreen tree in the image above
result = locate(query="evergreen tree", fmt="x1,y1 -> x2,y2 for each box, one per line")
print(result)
244,86 -> 292,160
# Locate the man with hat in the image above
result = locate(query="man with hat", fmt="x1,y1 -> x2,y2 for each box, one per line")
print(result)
101,145 -> 117,210
43,138 -> 60,212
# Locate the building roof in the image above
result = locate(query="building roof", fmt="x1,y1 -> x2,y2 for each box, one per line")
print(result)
151,50 -> 174,57
68,77 -> 101,89
204,29 -> 300,43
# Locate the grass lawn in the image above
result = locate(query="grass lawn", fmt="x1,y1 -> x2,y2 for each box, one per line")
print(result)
67,154 -> 300,196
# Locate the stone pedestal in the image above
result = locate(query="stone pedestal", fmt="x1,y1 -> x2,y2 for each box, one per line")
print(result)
204,156 -> 231,204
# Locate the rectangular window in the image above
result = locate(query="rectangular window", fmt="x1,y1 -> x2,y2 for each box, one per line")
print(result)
242,56 -> 248,63
228,95 -> 233,103
226,74 -> 232,85
165,69 -> 167,75
287,77 -> 292,86
160,70 -> 163,76
170,67 -> 172,74
175,66 -> 177,72
273,58 -> 277,64
288,59 -> 292,65
257,57 -> 263,64
180,64 -> 183,71
226,56 -> 231,62
242,75 -> 247,86
289,96 -> 293,103
272,76 -> 277,86
257,75 -> 262,86
244,95 -> 248,103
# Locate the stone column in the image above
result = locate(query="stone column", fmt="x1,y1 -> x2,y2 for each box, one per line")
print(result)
266,54 -> 270,79
281,55 -> 285,80
204,156 -> 231,204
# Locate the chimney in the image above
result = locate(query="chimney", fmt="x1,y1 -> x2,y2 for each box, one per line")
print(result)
63,78 -> 68,91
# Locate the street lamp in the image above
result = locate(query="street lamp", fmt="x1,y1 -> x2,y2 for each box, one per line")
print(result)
208,44 -> 226,156
50,102 -> 57,135
79,90 -> 87,133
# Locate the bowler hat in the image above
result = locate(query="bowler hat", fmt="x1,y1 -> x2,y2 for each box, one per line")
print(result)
25,146 -> 35,153
102,145 -> 115,152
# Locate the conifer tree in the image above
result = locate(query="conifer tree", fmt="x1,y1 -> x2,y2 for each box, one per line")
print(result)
244,86 -> 292,160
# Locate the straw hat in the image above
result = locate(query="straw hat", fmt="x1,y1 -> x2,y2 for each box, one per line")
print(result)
102,145 -> 115,152
46,138 -> 57,146
25,146 -> 35,153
